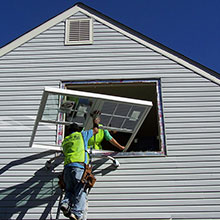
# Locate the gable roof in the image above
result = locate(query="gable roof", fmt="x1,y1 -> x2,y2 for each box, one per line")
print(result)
0,2 -> 219,85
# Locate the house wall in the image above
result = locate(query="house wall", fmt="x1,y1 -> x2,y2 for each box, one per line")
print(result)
0,11 -> 220,220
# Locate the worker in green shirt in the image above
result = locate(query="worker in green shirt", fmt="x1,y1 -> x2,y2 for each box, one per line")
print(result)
88,111 -> 125,151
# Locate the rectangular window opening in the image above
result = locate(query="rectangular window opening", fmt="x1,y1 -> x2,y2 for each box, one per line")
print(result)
61,79 -> 166,156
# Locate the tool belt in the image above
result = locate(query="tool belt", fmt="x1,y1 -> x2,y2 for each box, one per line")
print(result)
81,164 -> 96,189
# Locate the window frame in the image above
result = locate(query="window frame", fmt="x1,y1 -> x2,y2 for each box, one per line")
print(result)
30,86 -> 153,153
60,79 -> 166,157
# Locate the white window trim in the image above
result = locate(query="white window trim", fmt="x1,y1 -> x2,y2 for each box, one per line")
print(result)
65,18 -> 93,45
30,86 -> 152,153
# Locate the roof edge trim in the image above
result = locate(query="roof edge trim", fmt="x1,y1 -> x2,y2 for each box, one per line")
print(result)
0,5 -> 80,57
77,5 -> 219,85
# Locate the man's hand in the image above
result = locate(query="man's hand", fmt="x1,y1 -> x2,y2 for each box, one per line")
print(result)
119,146 -> 125,151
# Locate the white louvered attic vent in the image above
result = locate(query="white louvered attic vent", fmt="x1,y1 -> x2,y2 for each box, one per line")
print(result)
65,19 -> 93,45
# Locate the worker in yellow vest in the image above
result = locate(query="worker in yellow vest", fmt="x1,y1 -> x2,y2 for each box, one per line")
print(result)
88,111 -> 125,151
60,122 -> 98,220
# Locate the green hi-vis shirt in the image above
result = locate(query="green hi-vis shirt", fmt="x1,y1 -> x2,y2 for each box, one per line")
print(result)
88,126 -> 112,150
62,131 -> 89,166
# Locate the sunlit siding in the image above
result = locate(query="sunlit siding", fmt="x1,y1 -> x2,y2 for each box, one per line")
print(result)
0,11 -> 220,220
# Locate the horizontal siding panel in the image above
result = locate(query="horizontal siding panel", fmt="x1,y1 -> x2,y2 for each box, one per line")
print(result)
95,173 -> 220,182
89,192 -> 220,200
3,167 -> 220,176
0,100 -> 42,106
166,127 -> 220,134
164,112 -> 220,117
0,143 -> 34,147
163,97 -> 220,102
0,66 -> 188,74
0,86 -> 48,92
0,90 -> 42,95
166,122 -> 220,128
37,31 -> 123,38
87,206 -> 220,213
163,87 -> 220,92
0,60 -> 176,68
0,136 -> 55,142
0,106 -> 39,111
164,106 -> 220,113
1,188 -> 220,201
2,173 -> 220,182
87,213 -> 220,219
0,110 -> 38,116
0,95 -> 42,101
0,74 -> 194,83
89,199 -> 220,207
11,47 -> 154,53
29,37 -> 138,44
163,92 -> 220,98
20,41 -> 146,47
0,198 -> 219,208
162,82 -> 218,87
167,148 -> 220,155
165,116 -> 220,123
0,55 -> 170,64
168,144 -> 220,151
166,133 -> 220,139
0,63 -> 180,71
113,156 -> 220,164
0,115 -> 36,121
0,130 -> 56,137
162,76 -> 213,83
0,160 -> 58,167
89,185 -> 220,194
164,101 -> 220,107
2,150 -> 220,162
2,160 -> 220,170
0,149 -> 56,156
2,163 -> 220,175
93,180 -> 220,188
0,81 -> 58,87
167,139 -> 220,146
1,197 -> 220,210
0,124 -> 53,130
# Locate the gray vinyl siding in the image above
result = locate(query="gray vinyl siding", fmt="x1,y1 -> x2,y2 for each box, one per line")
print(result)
0,11 -> 220,220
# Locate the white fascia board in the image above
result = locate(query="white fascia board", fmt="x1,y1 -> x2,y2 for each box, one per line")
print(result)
45,86 -> 153,107
0,6 -> 81,57
78,7 -> 220,85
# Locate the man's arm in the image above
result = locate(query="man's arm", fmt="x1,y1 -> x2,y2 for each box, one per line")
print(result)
109,137 -> 125,151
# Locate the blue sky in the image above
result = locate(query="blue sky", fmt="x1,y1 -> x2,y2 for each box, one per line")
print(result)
0,0 -> 219,73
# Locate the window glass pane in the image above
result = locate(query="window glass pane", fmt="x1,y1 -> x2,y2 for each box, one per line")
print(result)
62,96 -> 92,126
42,94 -> 59,121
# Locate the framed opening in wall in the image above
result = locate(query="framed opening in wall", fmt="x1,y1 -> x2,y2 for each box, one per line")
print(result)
30,79 -> 166,157
62,79 -> 166,156
30,85 -> 153,154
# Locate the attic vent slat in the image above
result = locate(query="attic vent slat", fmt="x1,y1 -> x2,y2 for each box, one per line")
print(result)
65,19 -> 93,45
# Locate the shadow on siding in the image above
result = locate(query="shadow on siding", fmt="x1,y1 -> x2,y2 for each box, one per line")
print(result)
0,151 -> 63,220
